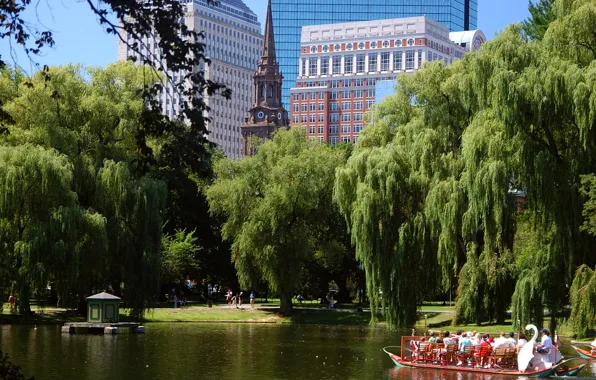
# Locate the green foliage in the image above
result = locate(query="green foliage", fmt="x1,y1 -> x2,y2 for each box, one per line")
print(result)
161,230 -> 200,285
207,128 -> 346,314
0,350 -> 33,380
523,0 -> 556,40
569,265 -> 596,337
334,0 -> 596,333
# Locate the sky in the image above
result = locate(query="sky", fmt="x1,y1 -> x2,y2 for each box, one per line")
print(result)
0,0 -> 530,72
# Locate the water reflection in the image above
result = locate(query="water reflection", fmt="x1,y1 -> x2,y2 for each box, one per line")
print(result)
0,324 -> 594,380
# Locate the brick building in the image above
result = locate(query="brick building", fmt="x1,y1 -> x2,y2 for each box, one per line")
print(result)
289,17 -> 485,144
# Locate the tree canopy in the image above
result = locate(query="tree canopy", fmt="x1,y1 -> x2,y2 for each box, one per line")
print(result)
207,128 -> 348,315
334,0 -> 596,333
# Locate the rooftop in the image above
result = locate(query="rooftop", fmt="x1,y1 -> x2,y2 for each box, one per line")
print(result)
87,292 -> 121,300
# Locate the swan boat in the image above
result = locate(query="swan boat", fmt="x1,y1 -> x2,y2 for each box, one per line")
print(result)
383,325 -> 564,378
571,344 -> 596,360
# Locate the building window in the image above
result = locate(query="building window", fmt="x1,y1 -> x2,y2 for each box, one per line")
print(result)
322,45 -> 329,53
301,115 -> 307,123
341,101 -> 351,111
310,59 -> 318,75
383,40 -> 390,48
357,54 -> 365,73
321,56 -> 329,75
354,78 -> 363,87
293,115 -> 299,124
318,125 -> 324,134
368,54 -> 377,72
301,59 -> 307,76
341,136 -> 351,143
407,38 -> 415,47
309,126 -> 316,134
330,102 -> 339,111
354,89 -> 364,98
342,124 -> 351,133
310,92 -> 316,100
358,42 -> 365,49
341,114 -> 351,122
332,56 -> 341,74
406,50 -> 415,70
301,93 -> 307,100
330,92 -> 338,100
318,114 -> 324,122
418,49 -> 423,68
310,45 -> 317,53
354,113 -> 363,121
354,124 -> 363,133
342,90 -> 350,99
329,125 -> 338,134
394,51 -> 403,71
302,104 -> 307,112
310,103 -> 316,111
381,52 -> 390,71
310,115 -> 316,123
318,102 -> 325,111
367,88 -> 375,98
330,114 -> 339,122
319,136 -> 324,142
366,100 -> 375,109
342,79 -> 350,87
293,104 -> 299,112
345,55 -> 353,73
354,136 -> 359,143
334,44 -> 341,51
330,80 -> 340,88
354,101 -> 363,110
346,43 -> 353,50
371,41 -> 378,49
330,136 -> 339,145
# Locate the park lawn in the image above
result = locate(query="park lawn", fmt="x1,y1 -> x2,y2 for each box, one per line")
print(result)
134,306 -> 280,323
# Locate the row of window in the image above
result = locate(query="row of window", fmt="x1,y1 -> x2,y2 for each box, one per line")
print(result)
301,50 -> 423,76
309,39 -> 417,54
309,136 -> 360,145
292,90 -> 377,102
293,100 -> 373,112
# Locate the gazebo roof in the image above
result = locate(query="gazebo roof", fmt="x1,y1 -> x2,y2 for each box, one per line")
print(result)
87,292 -> 121,300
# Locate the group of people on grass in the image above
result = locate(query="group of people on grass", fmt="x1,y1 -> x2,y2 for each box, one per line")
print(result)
226,290 -> 256,308
412,328 -> 558,370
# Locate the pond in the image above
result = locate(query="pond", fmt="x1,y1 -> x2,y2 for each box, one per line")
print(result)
1,323 -> 595,379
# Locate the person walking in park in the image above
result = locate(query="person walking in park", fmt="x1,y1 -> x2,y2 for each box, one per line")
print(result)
8,295 -> 16,313
250,291 -> 255,308
237,292 -> 243,308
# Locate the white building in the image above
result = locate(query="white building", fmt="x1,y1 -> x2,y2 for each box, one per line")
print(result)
118,0 -> 263,159
289,17 -> 486,144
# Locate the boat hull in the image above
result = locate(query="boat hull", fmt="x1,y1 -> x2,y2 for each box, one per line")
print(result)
572,346 -> 596,360
555,364 -> 586,377
387,353 -> 557,378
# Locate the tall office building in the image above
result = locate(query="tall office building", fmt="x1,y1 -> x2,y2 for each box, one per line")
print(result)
272,0 -> 478,108
118,0 -> 263,159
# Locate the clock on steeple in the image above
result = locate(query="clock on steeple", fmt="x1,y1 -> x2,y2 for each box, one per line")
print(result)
241,0 -> 289,158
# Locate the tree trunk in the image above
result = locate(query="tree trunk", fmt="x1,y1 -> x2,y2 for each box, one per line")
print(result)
279,292 -> 293,316
18,283 -> 31,316
335,276 -> 351,304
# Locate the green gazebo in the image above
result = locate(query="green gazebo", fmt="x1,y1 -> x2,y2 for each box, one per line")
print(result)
87,292 -> 120,323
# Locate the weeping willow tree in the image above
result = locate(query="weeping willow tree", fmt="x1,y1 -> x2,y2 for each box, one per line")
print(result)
207,128 -> 346,315
569,265 -> 596,337
0,63 -> 167,318
335,0 -> 596,331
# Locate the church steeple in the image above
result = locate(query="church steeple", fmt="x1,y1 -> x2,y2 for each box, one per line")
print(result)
241,0 -> 289,158
260,0 -> 277,66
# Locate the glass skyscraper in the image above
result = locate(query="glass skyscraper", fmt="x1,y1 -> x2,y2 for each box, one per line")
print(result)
271,0 -> 478,108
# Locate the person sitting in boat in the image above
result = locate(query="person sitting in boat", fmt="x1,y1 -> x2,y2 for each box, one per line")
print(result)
506,332 -> 517,347
428,332 -> 438,343
494,332 -> 512,349
436,332 -> 445,344
517,333 -> 528,350
458,332 -> 473,353
536,329 -> 556,363
472,332 -> 481,345
443,331 -> 456,346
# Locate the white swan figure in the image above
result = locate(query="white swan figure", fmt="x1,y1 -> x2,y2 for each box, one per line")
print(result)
518,324 -> 538,371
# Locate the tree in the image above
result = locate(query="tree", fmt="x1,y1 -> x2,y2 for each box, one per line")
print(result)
207,128 -> 346,315
0,349 -> 33,380
569,265 -> 596,337
523,0 -> 556,40
334,0 -> 596,332
161,230 -> 200,285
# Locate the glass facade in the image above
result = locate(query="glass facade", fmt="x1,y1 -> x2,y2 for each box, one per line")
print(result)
271,0 -> 478,109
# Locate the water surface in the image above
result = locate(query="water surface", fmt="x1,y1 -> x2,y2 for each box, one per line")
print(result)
1,324 -> 594,379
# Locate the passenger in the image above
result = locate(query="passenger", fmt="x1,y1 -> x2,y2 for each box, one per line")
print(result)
472,332 -> 481,345
537,329 -> 555,363
454,330 -> 463,345
458,332 -> 473,353
494,332 -> 510,349
486,333 -> 495,345
478,334 -> 491,368
436,332 -> 444,344
506,332 -> 517,347
429,331 -> 438,343
443,331 -> 456,346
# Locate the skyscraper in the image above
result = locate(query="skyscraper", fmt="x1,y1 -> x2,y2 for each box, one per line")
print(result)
272,0 -> 478,108
118,0 -> 263,159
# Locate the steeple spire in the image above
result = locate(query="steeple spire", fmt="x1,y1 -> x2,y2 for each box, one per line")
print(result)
260,0 -> 277,67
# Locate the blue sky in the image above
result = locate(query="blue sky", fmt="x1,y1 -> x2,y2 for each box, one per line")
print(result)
0,0 -> 530,72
